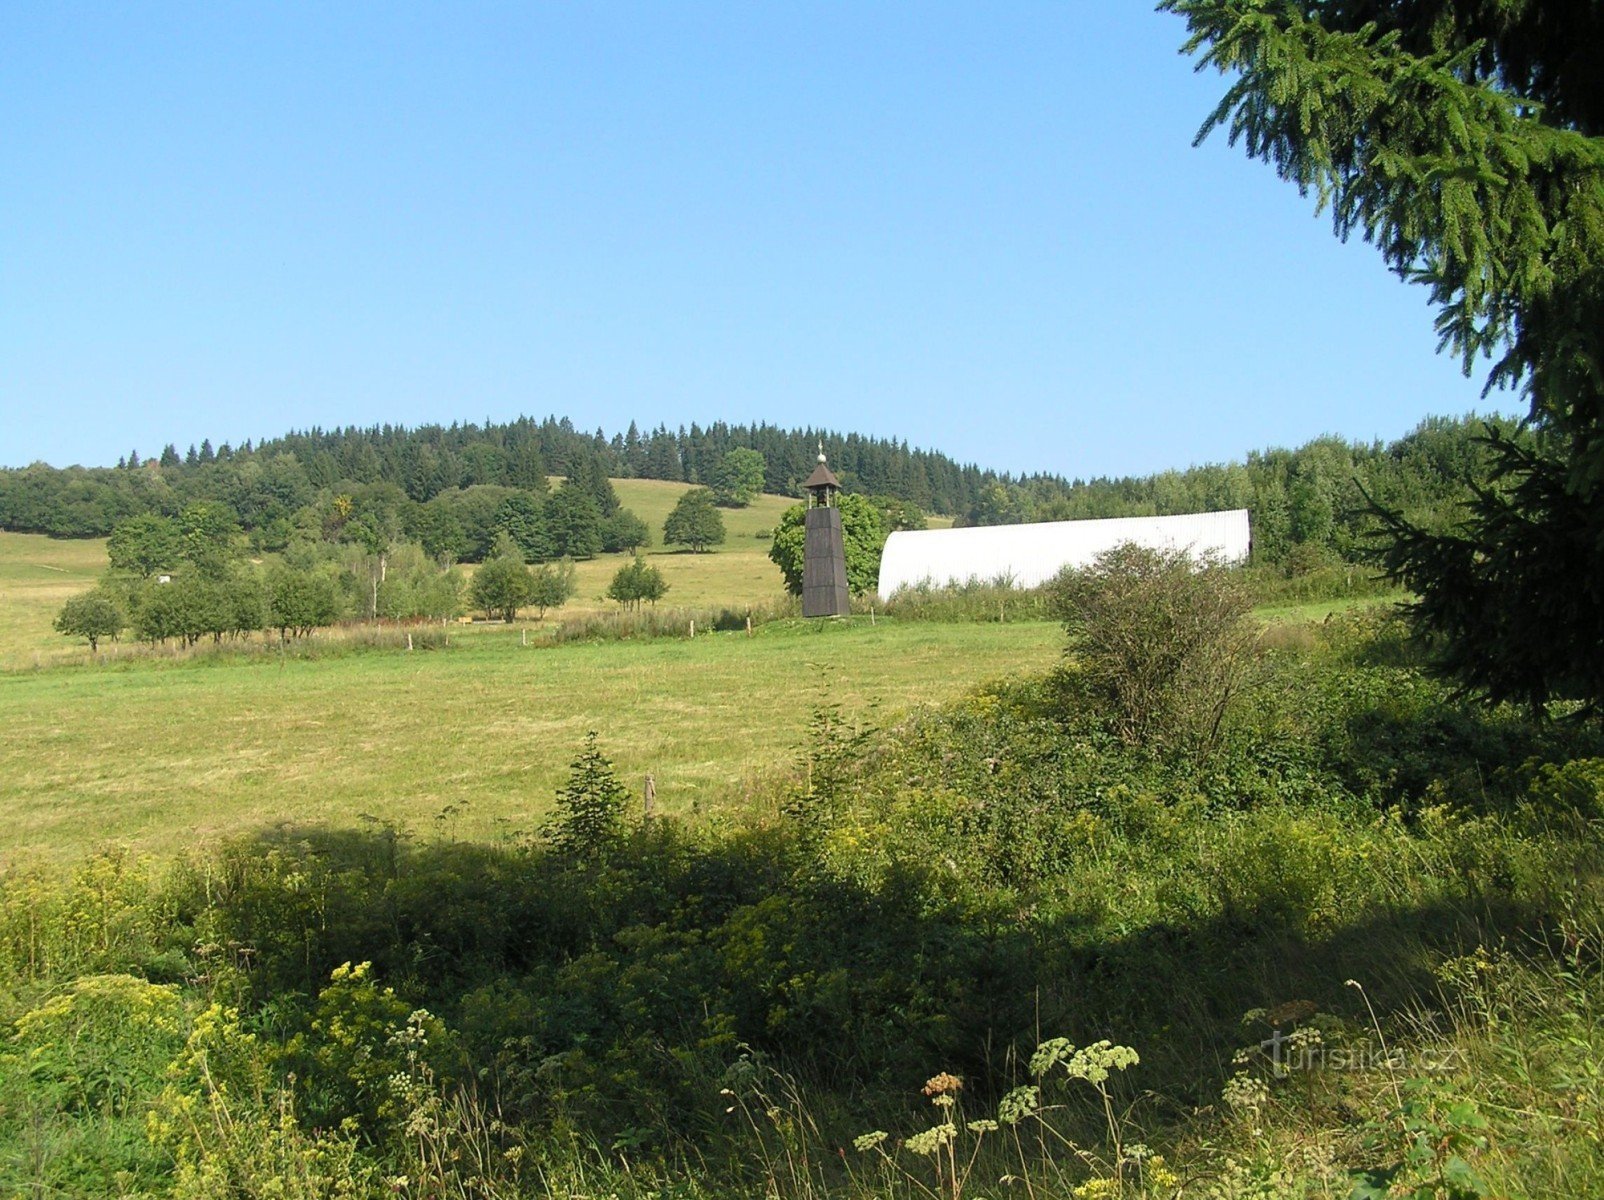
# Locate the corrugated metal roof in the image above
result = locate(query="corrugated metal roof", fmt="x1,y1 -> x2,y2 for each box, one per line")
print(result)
877,509 -> 1252,596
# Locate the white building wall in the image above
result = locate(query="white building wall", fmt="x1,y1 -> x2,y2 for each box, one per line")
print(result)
877,509 -> 1252,596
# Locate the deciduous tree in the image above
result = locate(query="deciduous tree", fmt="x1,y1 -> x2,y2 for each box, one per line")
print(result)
606,556 -> 668,611
469,535 -> 533,622
871,494 -> 927,532
178,501 -> 240,579
662,488 -> 725,553
266,564 -> 340,638
54,589 -> 124,652
107,514 -> 183,579
528,560 -> 577,618
768,493 -> 889,596
599,508 -> 650,553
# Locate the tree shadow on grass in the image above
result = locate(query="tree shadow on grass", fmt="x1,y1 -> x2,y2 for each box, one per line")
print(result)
197,819 -> 1591,1139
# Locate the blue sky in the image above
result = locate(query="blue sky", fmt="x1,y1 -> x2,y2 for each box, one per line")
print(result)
2,3 -> 1510,478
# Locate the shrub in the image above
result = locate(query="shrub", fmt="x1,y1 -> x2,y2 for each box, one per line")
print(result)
1240,559 -> 1396,606
606,555 -> 669,611
1054,543 -> 1258,757
1524,758 -> 1604,823
10,974 -> 186,1117
543,732 -> 631,859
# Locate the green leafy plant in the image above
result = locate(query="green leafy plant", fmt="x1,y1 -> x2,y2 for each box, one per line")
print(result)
1055,542 -> 1259,757
528,558 -> 577,618
663,486 -> 727,552
469,533 -> 533,621
767,492 -> 888,596
847,1040 -> 1162,1200
1165,0 -> 1604,711
543,731 -> 631,859
53,588 -> 124,652
712,448 -> 767,508
1350,1082 -> 1495,1200
606,555 -> 669,611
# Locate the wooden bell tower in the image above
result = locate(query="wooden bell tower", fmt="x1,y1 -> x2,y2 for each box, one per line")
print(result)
801,446 -> 850,618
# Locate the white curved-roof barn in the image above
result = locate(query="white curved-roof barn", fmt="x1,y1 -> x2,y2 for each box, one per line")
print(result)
877,509 -> 1252,596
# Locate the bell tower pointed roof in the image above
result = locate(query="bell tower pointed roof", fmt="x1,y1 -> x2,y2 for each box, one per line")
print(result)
803,444 -> 840,494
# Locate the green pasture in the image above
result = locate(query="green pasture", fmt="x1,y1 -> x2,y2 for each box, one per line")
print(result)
1253,590 -> 1408,624
0,485 -> 807,667
0,485 -> 944,667
0,507 -> 1395,867
558,479 -> 949,613
0,617 -> 1060,863
0,533 -> 108,668
608,477 -> 792,538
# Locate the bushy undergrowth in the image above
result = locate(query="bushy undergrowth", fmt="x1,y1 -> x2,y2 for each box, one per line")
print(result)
540,595 -> 801,644
3,616 -> 1604,1197
24,621 -> 456,672
1240,559 -> 1398,606
878,576 -> 1061,623
877,559 -> 1397,627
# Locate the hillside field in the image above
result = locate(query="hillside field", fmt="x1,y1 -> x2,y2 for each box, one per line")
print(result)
0,617 -> 1061,864
1,486 -> 1375,866
0,480 -> 959,670
562,479 -> 796,615
6,493 -> 1603,1200
0,532 -> 109,667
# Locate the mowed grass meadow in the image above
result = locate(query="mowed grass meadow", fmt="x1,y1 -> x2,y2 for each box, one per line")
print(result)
0,532 -> 108,667
564,479 -> 796,614
1,480 -> 1364,867
0,618 -> 1059,863
0,481 -> 952,671
0,485 -> 1030,865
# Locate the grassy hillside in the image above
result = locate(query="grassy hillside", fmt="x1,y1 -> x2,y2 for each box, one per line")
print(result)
0,483 -> 954,667
0,483 -> 802,668
566,480 -> 799,613
562,478 -> 950,615
0,617 -> 1059,863
2,497 -> 1601,1199
0,532 -> 108,667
